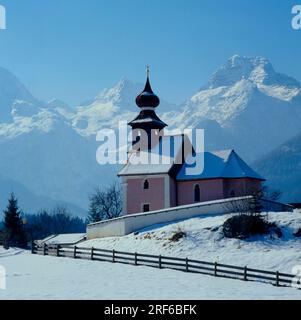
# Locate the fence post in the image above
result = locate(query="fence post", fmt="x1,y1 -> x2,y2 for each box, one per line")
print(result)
186,258 -> 189,272
112,250 -> 115,263
56,245 -> 60,257
31,241 -> 35,254
276,271 -> 280,287
159,255 -> 162,269
74,246 -> 77,259
91,247 -> 94,261
244,266 -> 248,281
43,243 -> 47,256
214,262 -> 218,276
135,252 -> 138,266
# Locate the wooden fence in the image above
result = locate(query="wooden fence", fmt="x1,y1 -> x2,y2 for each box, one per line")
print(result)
32,242 -> 296,289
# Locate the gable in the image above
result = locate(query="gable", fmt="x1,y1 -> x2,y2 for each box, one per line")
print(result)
118,134 -> 191,176
118,133 -> 265,182
177,150 -> 265,181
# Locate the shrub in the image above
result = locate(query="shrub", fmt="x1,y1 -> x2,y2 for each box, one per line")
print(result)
293,228 -> 301,237
170,228 -> 186,242
222,214 -> 281,240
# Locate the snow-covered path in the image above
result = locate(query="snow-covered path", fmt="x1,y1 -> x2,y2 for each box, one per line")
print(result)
0,250 -> 300,300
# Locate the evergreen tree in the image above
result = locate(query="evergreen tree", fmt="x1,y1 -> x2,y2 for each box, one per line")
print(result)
3,193 -> 27,249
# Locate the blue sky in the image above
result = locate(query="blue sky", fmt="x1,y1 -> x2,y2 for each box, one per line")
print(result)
0,0 -> 300,105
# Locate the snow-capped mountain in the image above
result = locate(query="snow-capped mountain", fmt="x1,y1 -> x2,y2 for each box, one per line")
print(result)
71,77 -> 178,137
253,131 -> 301,203
0,55 -> 300,215
178,55 -> 301,161
203,55 -> 300,96
0,67 -> 42,123
0,68 -> 119,215
0,71 -> 176,215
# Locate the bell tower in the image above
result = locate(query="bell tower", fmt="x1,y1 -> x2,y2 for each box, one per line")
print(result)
128,66 -> 167,151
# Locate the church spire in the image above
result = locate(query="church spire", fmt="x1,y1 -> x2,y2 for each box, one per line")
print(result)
135,65 -> 160,109
129,67 -> 167,149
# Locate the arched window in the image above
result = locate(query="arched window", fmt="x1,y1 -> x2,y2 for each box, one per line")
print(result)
194,184 -> 201,202
143,179 -> 149,190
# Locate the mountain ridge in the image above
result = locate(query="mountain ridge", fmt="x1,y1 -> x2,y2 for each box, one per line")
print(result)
253,131 -> 301,202
0,54 -> 300,213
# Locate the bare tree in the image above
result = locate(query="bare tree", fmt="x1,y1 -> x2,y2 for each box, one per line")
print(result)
223,186 -> 283,215
261,186 -> 282,201
222,196 -> 255,215
88,182 -> 122,223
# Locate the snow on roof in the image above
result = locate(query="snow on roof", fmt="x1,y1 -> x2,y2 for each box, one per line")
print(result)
118,133 -> 264,181
177,149 -> 265,181
41,233 -> 86,245
118,134 -> 186,176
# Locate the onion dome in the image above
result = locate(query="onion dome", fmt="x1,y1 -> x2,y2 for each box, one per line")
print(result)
135,66 -> 160,108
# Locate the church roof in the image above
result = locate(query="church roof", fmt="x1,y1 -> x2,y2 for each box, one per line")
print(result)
118,134 -> 184,176
135,66 -> 160,109
119,135 -> 265,181
177,149 -> 265,181
128,66 -> 166,130
128,109 -> 167,128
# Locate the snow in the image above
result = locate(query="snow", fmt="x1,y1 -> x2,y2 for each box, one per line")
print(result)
71,78 -> 176,137
187,79 -> 255,126
179,55 -> 301,162
118,134 -> 185,175
0,248 -> 300,299
1,210 -> 301,299
82,211 -> 301,274
0,247 -> 23,258
0,55 -> 301,214
40,233 -> 86,245
258,84 -> 301,102
177,149 -> 263,180
206,55 -> 300,91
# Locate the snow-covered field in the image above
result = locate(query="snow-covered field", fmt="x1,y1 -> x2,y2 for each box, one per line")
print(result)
0,248 -> 300,300
82,211 -> 301,273
1,210 -> 301,299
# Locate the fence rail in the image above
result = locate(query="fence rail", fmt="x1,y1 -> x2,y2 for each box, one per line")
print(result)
31,242 -> 296,289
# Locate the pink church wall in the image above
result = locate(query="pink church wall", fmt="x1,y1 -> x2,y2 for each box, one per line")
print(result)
126,177 -> 165,214
223,178 -> 262,198
169,178 -> 177,208
125,176 -> 262,215
177,178 -> 262,206
223,179 -> 246,198
177,179 -> 224,205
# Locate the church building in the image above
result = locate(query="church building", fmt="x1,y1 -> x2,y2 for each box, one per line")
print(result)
118,68 -> 265,215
